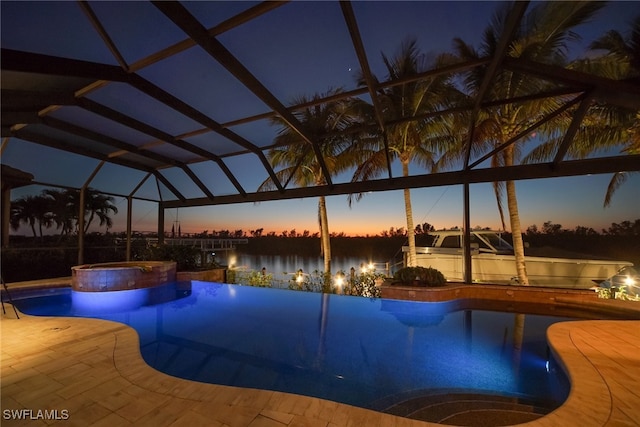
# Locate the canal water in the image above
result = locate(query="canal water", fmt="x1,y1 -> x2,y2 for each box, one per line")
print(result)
214,252 -> 397,284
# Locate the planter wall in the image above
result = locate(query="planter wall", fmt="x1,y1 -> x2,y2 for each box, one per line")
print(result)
176,268 -> 226,283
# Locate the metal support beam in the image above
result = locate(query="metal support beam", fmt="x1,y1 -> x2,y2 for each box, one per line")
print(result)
129,1 -> 288,72
503,57 -> 640,110
78,187 -> 86,265
154,171 -> 186,202
78,97 -> 240,198
127,73 -> 280,193
553,94 -> 593,167
1,48 -> 129,82
468,93 -> 586,169
41,116 -> 175,167
158,201 -> 165,245
11,128 -> 164,174
126,196 -> 133,261
463,1 -> 529,169
1,186 -> 11,249
77,161 -> 106,265
340,0 -> 393,179
78,0 -> 130,71
152,1 -> 331,189
181,165 -> 215,200
1,89 -> 77,107
77,98 -> 213,159
462,183 -> 472,284
163,154 -> 640,208
220,58 -> 490,132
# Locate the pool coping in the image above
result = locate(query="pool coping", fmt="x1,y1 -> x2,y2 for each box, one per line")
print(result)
2,282 -> 640,426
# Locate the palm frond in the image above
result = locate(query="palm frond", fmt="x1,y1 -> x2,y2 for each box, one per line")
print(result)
603,171 -> 631,208
348,149 -> 391,207
257,167 -> 299,192
525,2 -> 605,62
590,29 -> 628,54
522,138 -> 560,164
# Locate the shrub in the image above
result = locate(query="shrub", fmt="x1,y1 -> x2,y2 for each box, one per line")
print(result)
595,284 -> 640,301
229,269 -> 276,288
393,266 -> 446,287
145,245 -> 200,271
288,270 -> 333,293
345,269 -> 384,298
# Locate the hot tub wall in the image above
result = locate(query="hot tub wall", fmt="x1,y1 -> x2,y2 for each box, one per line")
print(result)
72,261 -> 176,292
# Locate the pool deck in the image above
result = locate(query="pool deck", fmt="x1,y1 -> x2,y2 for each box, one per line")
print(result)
2,281 -> 640,426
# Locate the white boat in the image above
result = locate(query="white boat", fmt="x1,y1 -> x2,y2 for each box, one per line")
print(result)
403,230 -> 634,289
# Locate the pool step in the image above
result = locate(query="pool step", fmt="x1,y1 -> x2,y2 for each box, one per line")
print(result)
383,392 -> 550,426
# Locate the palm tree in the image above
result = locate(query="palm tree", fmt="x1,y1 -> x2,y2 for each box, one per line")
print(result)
41,188 -> 118,235
525,15 -> 639,208
453,1 -> 606,285
43,189 -> 75,237
83,188 -> 118,233
10,196 -> 37,237
259,89 -> 360,275
10,195 -> 49,237
349,38 -> 463,266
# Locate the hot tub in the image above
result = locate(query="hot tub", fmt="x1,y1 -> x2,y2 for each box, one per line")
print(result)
71,261 -> 176,292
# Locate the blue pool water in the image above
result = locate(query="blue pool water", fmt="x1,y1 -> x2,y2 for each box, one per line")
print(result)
13,282 -> 570,411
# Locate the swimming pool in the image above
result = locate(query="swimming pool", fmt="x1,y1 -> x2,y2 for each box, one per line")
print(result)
12,281 -> 570,414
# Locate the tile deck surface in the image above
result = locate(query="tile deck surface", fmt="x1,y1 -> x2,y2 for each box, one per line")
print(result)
1,285 -> 639,426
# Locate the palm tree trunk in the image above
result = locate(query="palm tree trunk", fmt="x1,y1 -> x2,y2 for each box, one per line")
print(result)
84,212 -> 94,234
504,147 -> 529,285
318,195 -> 331,274
402,158 -> 417,267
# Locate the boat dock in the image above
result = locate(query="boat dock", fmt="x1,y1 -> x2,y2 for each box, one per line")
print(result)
148,238 -> 248,252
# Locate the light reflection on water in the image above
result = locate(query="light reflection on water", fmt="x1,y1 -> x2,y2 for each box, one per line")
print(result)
217,253 -> 395,284
14,281 -> 571,411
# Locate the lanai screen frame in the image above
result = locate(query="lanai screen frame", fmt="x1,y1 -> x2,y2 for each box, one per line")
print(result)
2,1 -> 639,281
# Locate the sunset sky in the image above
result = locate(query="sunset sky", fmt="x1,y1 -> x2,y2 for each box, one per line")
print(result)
2,1 -> 639,237
9,163 -> 639,237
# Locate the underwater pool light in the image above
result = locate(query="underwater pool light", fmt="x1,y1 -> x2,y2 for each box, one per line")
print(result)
545,346 -> 551,372
72,288 -> 148,314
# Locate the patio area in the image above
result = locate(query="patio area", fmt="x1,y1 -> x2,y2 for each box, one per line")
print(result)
1,281 -> 639,426
3,2 -> 639,423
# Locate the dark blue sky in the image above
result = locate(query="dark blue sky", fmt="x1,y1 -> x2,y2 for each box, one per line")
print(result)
2,1 -> 638,235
